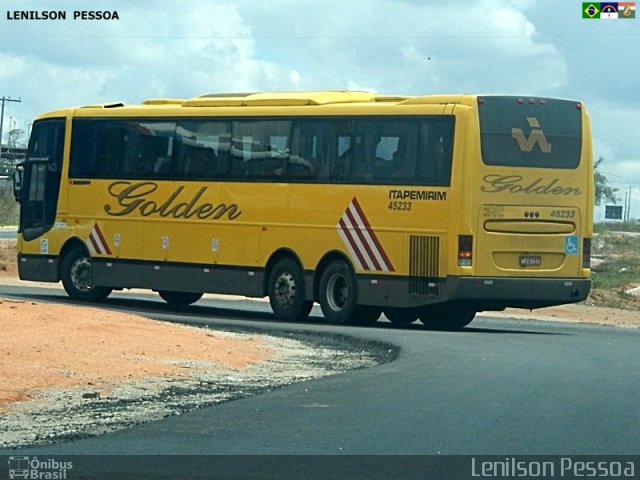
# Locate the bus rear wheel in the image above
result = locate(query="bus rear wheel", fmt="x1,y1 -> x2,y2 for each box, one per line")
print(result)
319,260 -> 358,325
60,247 -> 112,302
158,291 -> 203,306
268,257 -> 312,322
384,308 -> 419,327
419,303 -> 476,330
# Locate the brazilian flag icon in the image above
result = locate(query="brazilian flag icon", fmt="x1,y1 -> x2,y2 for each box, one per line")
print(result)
583,2 -> 601,18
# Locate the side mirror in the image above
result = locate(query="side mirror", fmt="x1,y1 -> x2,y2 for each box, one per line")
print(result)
12,167 -> 22,202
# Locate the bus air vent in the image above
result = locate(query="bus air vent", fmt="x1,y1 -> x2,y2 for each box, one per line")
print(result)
184,91 -> 378,107
409,235 -> 440,297
142,99 -> 186,105
79,102 -> 124,109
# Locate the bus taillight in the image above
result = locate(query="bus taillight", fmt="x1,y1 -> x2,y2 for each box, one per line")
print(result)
458,235 -> 473,266
583,237 -> 591,268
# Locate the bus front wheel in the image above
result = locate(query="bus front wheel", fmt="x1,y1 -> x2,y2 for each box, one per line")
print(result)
268,257 -> 312,322
318,260 -> 358,325
158,291 -> 203,306
60,247 -> 112,302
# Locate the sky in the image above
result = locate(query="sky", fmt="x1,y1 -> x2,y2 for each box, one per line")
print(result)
0,0 -> 638,220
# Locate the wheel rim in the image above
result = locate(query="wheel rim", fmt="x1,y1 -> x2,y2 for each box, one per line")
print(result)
70,257 -> 93,292
274,272 -> 296,307
326,273 -> 348,311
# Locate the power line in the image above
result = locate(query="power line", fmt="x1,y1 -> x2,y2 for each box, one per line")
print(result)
0,96 -> 22,150
0,32 -> 638,40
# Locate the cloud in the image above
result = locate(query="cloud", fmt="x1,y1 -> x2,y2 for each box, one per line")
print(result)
4,0 -> 567,106
1,1 -> 304,123
0,52 -> 29,80
229,0 -> 568,95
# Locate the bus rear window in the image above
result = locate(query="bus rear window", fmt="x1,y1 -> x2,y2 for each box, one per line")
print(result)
478,96 -> 582,169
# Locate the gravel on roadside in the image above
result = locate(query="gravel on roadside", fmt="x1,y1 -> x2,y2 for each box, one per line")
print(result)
0,328 -> 396,449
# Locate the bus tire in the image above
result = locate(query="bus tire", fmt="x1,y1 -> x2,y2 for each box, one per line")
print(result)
384,307 -> 419,327
268,257 -> 312,322
318,260 -> 357,325
419,303 -> 476,330
158,291 -> 203,306
60,247 -> 112,302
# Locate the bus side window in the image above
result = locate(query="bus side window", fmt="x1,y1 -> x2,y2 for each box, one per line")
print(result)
367,120 -> 417,184
97,126 -> 127,177
389,126 -> 418,184
70,121 -> 96,178
417,118 -> 454,186
153,156 -> 172,175
350,133 -> 371,183
138,136 -> 170,176
176,120 -> 230,180
373,136 -> 400,180
289,121 -> 324,181
185,146 -> 218,179
229,135 -> 246,178
230,121 -> 291,180
331,136 -> 349,182
328,120 -> 356,184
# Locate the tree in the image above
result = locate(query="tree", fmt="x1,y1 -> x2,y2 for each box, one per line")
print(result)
7,128 -> 24,148
594,156 -> 618,206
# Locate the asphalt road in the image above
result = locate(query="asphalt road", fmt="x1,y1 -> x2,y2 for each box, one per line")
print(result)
2,285 -> 640,478
0,228 -> 16,240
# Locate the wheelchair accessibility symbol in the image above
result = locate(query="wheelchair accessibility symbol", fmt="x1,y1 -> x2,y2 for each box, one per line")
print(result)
565,235 -> 579,255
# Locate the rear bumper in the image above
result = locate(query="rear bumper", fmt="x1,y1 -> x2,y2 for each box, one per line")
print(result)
356,275 -> 591,310
446,276 -> 590,310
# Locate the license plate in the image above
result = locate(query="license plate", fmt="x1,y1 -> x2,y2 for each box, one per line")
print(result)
520,255 -> 542,267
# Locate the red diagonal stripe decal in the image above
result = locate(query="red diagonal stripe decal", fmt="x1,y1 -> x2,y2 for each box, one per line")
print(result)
336,198 -> 394,272
93,223 -> 112,255
338,217 -> 368,269
350,198 -> 394,271
88,232 -> 102,254
344,205 -> 382,271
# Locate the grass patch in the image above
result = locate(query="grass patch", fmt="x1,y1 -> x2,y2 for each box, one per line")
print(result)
595,221 -> 640,234
591,232 -> 640,290
592,271 -> 639,290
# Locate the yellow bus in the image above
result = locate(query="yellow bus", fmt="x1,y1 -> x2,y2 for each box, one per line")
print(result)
14,91 -> 593,329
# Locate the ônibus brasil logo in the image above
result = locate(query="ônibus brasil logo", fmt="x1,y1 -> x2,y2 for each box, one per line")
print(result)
8,456 -> 73,479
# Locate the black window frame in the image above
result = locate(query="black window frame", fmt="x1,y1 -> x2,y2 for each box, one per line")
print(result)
69,115 -> 455,187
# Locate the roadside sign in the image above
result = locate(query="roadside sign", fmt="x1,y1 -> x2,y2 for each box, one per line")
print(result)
605,205 -> 623,220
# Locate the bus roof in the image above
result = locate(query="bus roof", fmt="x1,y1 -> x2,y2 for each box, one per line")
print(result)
33,92 -> 581,120
179,91 -> 412,107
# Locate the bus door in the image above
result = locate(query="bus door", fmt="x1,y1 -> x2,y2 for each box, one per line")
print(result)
474,96 -> 588,278
18,119 -> 65,242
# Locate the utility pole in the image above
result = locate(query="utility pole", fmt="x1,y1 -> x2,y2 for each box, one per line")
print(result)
0,96 -> 22,150
624,189 -> 629,226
